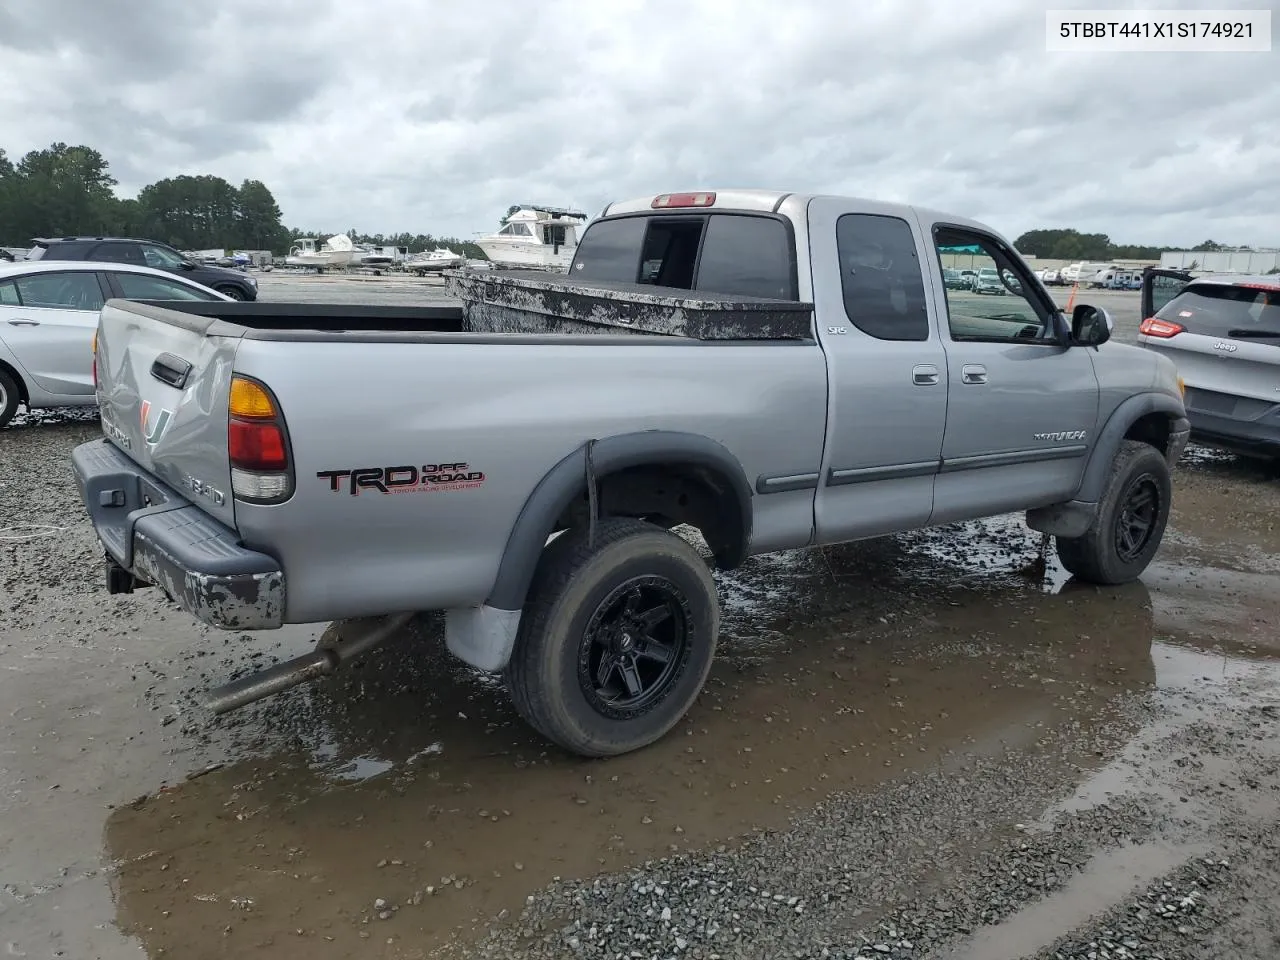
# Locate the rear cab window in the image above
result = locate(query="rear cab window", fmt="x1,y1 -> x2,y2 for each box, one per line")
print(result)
1157,283 -> 1280,343
571,212 -> 797,301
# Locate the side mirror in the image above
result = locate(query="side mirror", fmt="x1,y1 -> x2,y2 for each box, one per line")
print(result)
179,259 -> 197,270
1071,304 -> 1113,346
999,267 -> 1023,296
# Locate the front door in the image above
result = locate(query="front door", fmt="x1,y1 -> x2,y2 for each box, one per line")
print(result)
807,198 -> 949,543
925,223 -> 1101,523
0,270 -> 106,396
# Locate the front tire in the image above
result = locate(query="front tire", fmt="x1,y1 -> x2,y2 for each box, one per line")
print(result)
504,518 -> 719,757
216,285 -> 247,300
1056,440 -> 1172,585
0,368 -> 20,428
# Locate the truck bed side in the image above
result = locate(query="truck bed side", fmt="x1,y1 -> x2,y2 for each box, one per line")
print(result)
230,334 -> 828,623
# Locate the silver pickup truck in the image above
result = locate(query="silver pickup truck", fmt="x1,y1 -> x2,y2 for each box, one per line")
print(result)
71,189 -> 1190,758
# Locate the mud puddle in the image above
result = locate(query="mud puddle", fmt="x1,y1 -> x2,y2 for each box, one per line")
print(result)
98,520 -> 1275,958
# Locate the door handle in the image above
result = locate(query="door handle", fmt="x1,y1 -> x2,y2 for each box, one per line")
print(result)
7,318 -> 40,327
912,364 -> 940,386
962,363 -> 988,384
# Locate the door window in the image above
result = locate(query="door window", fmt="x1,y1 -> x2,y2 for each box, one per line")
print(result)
0,280 -> 19,306
140,244 -> 187,269
87,243 -> 146,266
1149,273 -> 1190,316
113,272 -> 221,301
933,227 -> 1058,343
835,213 -> 930,341
11,272 -> 106,310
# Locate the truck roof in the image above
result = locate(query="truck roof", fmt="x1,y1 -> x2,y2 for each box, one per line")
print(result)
599,190 -> 995,236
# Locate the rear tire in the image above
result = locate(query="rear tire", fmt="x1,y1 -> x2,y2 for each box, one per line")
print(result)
1056,440 -> 1172,585
504,518 -> 719,758
0,369 -> 20,429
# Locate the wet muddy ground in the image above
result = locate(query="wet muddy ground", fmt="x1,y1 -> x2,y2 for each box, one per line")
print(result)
2,280 -> 1278,959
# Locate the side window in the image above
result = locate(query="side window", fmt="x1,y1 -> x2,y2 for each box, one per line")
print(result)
695,215 -> 795,300
570,216 -> 649,283
88,243 -> 145,266
0,280 -> 19,306
12,272 -> 106,311
113,272 -> 220,301
933,227 -> 1055,343
140,244 -> 186,269
1150,274 -> 1188,316
836,213 -> 930,341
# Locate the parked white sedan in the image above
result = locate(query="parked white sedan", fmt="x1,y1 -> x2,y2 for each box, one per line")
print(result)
0,260 -> 230,427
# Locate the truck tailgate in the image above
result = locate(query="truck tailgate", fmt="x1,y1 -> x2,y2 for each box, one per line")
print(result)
94,301 -> 240,529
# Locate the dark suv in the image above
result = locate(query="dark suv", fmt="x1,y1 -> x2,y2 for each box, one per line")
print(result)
28,237 -> 258,301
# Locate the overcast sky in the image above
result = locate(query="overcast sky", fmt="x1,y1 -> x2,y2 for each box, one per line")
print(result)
0,0 -> 1275,247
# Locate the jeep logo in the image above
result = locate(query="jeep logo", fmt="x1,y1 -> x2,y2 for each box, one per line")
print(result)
1212,341 -> 1238,353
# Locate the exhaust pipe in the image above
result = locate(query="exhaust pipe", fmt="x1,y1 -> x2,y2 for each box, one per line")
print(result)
204,612 -> 415,715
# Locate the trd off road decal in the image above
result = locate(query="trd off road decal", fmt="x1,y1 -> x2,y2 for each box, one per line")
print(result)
316,463 -> 486,496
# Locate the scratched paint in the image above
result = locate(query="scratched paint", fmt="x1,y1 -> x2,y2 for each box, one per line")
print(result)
445,267 -> 814,340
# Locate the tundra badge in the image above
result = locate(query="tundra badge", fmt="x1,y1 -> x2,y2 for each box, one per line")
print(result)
1033,430 -> 1087,441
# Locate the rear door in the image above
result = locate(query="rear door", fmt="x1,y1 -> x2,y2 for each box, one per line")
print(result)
102,270 -> 225,301
807,198 -> 948,541
1140,279 -> 1280,424
86,241 -> 147,267
95,301 -> 241,527
0,270 -> 107,396
1140,268 -> 1193,321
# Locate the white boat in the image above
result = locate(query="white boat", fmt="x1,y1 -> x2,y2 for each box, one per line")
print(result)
403,247 -> 466,273
356,244 -> 408,267
285,234 -> 356,270
474,204 -> 588,271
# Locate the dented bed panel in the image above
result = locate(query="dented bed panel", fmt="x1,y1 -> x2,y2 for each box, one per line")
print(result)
444,269 -> 815,340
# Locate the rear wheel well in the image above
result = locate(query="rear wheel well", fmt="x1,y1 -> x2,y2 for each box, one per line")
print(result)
0,359 -> 29,405
552,462 -> 748,569
1123,413 -> 1171,455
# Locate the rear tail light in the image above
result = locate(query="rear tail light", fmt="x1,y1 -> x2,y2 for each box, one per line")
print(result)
228,375 -> 294,503
651,192 -> 716,209
1139,317 -> 1184,338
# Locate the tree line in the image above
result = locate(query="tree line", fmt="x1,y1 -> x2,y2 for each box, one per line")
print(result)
1011,228 -> 1248,261
0,142 -> 484,259
1,141 -> 1257,262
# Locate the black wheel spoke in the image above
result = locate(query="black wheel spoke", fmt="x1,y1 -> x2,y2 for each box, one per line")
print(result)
637,639 -> 674,665
595,650 -> 618,688
637,604 -> 671,630
618,658 -> 644,698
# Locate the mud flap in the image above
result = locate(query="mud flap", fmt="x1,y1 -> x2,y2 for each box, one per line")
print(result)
445,605 -> 522,672
1026,500 -> 1097,538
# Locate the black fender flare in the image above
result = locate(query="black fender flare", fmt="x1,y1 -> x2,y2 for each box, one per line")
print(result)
485,430 -> 754,612
1076,392 -> 1187,503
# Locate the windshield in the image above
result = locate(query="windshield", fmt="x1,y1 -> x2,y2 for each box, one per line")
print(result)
1156,283 -> 1280,343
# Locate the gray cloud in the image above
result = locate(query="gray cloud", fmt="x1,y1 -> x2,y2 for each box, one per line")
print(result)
0,0 -> 1275,246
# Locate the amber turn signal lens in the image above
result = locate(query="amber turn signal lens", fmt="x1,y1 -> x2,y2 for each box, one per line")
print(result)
229,377 -> 276,418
